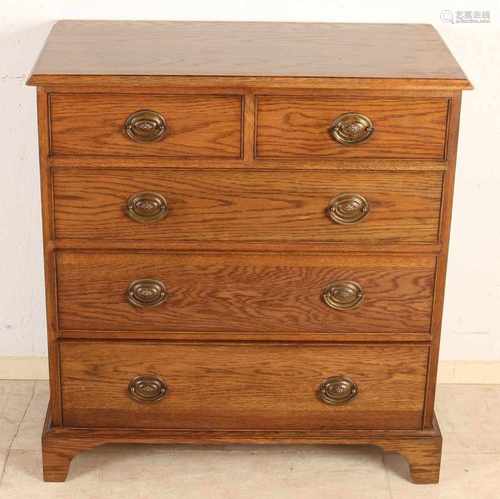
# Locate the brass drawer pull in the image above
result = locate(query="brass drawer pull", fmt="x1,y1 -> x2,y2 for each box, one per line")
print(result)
126,192 -> 168,223
329,112 -> 374,144
323,281 -> 364,310
327,193 -> 369,225
318,376 -> 358,405
128,375 -> 168,403
127,279 -> 168,308
124,110 -> 167,142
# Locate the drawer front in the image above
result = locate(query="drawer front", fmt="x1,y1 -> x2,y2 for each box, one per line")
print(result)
57,252 -> 435,334
256,96 -> 448,159
61,341 -> 428,430
50,94 -> 242,158
53,170 -> 443,244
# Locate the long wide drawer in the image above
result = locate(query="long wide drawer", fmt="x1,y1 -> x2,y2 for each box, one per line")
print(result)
53,170 -> 443,244
57,252 -> 435,334
256,96 -> 449,159
60,341 -> 429,430
49,93 -> 243,158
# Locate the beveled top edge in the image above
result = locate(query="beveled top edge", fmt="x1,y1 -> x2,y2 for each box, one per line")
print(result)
26,74 -> 472,91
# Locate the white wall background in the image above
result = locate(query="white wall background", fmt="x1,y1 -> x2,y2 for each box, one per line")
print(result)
0,0 -> 498,361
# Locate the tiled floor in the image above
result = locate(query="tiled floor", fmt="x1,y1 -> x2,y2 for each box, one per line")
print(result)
0,381 -> 499,498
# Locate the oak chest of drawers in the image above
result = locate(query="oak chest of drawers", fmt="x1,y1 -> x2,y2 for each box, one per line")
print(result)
27,20 -> 471,483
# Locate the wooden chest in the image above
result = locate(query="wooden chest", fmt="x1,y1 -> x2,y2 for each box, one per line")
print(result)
27,21 -> 471,483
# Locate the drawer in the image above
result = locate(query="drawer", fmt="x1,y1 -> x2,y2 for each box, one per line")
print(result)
256,96 -> 448,159
49,93 -> 242,158
57,252 -> 435,334
53,170 -> 443,244
60,341 -> 428,429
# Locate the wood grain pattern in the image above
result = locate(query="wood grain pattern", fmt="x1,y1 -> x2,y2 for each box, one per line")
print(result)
28,21 -> 469,85
423,93 -> 462,427
50,239 -> 442,254
384,428 -> 442,484
49,93 -> 242,158
60,341 -> 428,430
27,20 -> 470,484
49,155 -> 449,171
56,252 -> 436,334
52,169 -> 443,244
59,330 -> 431,343
36,88 -> 63,425
256,96 -> 449,159
42,408 -> 442,483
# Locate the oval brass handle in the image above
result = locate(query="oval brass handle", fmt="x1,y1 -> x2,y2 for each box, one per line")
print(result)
327,193 -> 369,225
124,110 -> 167,142
329,112 -> 374,145
128,375 -> 168,403
126,192 -> 168,223
127,279 -> 168,308
322,281 -> 364,310
318,376 -> 358,405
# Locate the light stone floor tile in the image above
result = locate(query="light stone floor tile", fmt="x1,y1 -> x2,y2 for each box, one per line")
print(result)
96,443 -> 388,499
436,384 -> 500,454
0,380 -> 34,450
11,381 -> 49,450
385,452 -> 500,499
0,449 -> 106,499
1,445 -> 390,499
0,449 -> 7,478
1,382 -> 500,498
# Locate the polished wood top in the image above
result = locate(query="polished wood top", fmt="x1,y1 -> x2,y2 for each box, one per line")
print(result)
28,21 -> 470,88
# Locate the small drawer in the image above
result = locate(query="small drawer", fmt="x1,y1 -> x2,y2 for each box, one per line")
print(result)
49,93 -> 243,158
60,341 -> 428,430
256,96 -> 448,159
56,252 -> 435,335
53,169 -> 443,244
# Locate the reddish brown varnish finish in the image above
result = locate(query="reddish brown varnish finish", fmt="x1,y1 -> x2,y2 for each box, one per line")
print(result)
56,252 -> 436,335
27,20 -> 471,483
256,96 -> 449,159
60,341 -> 429,430
52,169 -> 443,243
50,93 -> 243,158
